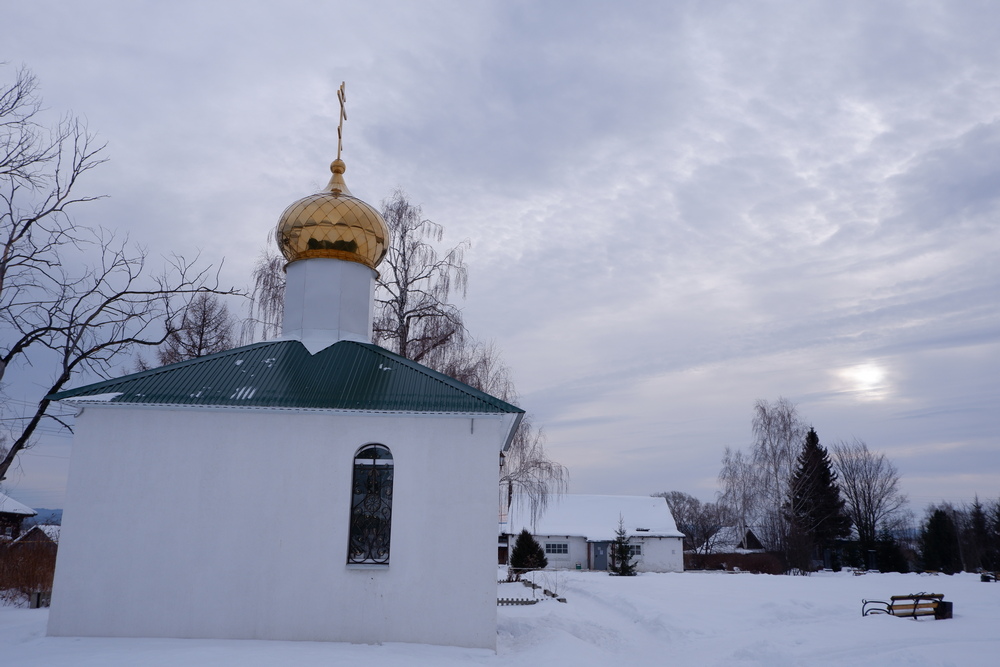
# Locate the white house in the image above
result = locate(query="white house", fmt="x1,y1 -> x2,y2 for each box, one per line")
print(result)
505,495 -> 685,573
46,120 -> 522,650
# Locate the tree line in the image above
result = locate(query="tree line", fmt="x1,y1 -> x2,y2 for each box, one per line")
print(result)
660,397 -> 1000,574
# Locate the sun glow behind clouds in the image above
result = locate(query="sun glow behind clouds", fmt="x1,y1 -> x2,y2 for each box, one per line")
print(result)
838,362 -> 889,400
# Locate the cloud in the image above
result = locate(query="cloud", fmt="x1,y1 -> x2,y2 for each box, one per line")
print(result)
3,0 -> 999,507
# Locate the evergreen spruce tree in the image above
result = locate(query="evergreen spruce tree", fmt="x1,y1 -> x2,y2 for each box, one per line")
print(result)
875,529 -> 910,573
509,529 -> 547,579
610,515 -> 637,576
921,508 -> 960,574
968,496 -> 989,571
986,500 -> 1000,571
786,428 -> 852,570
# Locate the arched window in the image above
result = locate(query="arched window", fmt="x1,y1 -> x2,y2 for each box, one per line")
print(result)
348,444 -> 393,564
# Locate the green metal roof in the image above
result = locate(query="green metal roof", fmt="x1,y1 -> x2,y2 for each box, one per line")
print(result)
48,340 -> 524,415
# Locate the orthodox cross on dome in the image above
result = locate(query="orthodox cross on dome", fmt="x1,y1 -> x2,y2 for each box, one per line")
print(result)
336,82 -> 347,161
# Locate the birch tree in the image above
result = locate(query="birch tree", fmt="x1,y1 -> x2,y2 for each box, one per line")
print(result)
373,189 -> 469,363
718,446 -> 757,544
750,397 -> 807,551
239,247 -> 285,344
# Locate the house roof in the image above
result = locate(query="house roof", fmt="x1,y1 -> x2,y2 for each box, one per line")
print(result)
11,524 -> 60,545
0,491 -> 36,516
49,339 -> 524,416
505,494 -> 684,541
706,526 -> 764,553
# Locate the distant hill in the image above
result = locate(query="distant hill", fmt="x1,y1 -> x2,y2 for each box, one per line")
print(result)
26,508 -> 63,525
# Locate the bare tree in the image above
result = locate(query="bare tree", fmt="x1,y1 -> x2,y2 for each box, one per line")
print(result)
155,292 -> 236,365
655,490 -> 729,554
1,66 -> 106,384
715,398 -> 808,554
832,438 -> 906,553
239,246 -> 285,344
750,397 -> 807,551
501,415 -> 568,528
717,447 -> 757,545
374,189 -> 469,363
429,338 -> 514,402
0,66 -> 236,482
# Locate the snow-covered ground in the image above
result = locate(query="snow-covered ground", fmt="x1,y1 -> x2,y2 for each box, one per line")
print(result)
2,570 -> 997,666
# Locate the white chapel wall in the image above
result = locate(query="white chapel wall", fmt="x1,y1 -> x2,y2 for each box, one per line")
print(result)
48,405 -> 508,649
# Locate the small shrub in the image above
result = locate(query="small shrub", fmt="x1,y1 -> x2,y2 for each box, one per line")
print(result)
509,529 -> 547,580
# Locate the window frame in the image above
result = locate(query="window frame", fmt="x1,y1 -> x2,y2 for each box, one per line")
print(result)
545,542 -> 569,555
347,444 -> 394,566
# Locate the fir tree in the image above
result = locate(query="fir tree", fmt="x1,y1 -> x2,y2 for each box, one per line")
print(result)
875,529 -> 910,573
921,508 -> 960,574
786,428 -> 852,570
967,496 -> 989,571
987,500 -> 1000,571
509,529 -> 547,579
610,515 -> 637,576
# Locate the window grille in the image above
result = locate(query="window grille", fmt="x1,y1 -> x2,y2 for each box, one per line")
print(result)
545,542 -> 569,554
347,444 -> 393,564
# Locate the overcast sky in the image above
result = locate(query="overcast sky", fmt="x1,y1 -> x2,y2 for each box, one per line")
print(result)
2,0 -> 998,512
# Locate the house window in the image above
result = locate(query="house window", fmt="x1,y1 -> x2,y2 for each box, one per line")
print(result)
628,544 -> 642,557
545,542 -> 569,555
347,444 -> 393,565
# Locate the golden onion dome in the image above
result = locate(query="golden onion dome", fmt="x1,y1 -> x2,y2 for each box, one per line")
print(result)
275,158 -> 389,269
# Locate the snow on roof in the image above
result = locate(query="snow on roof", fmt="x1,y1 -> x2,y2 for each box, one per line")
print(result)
11,524 -> 60,545
36,524 -> 60,542
0,491 -> 36,516
707,526 -> 764,553
60,392 -> 122,403
506,494 -> 684,541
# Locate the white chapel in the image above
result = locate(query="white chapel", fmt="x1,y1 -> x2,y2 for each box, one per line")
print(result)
46,90 -> 523,650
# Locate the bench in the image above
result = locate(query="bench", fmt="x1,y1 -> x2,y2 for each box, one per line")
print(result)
862,593 -> 952,619
981,572 -> 997,582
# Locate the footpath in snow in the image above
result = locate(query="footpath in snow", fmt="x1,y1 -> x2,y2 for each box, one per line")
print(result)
2,570 -> 998,666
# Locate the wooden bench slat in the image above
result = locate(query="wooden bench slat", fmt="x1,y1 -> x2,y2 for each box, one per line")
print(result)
889,606 -> 937,615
